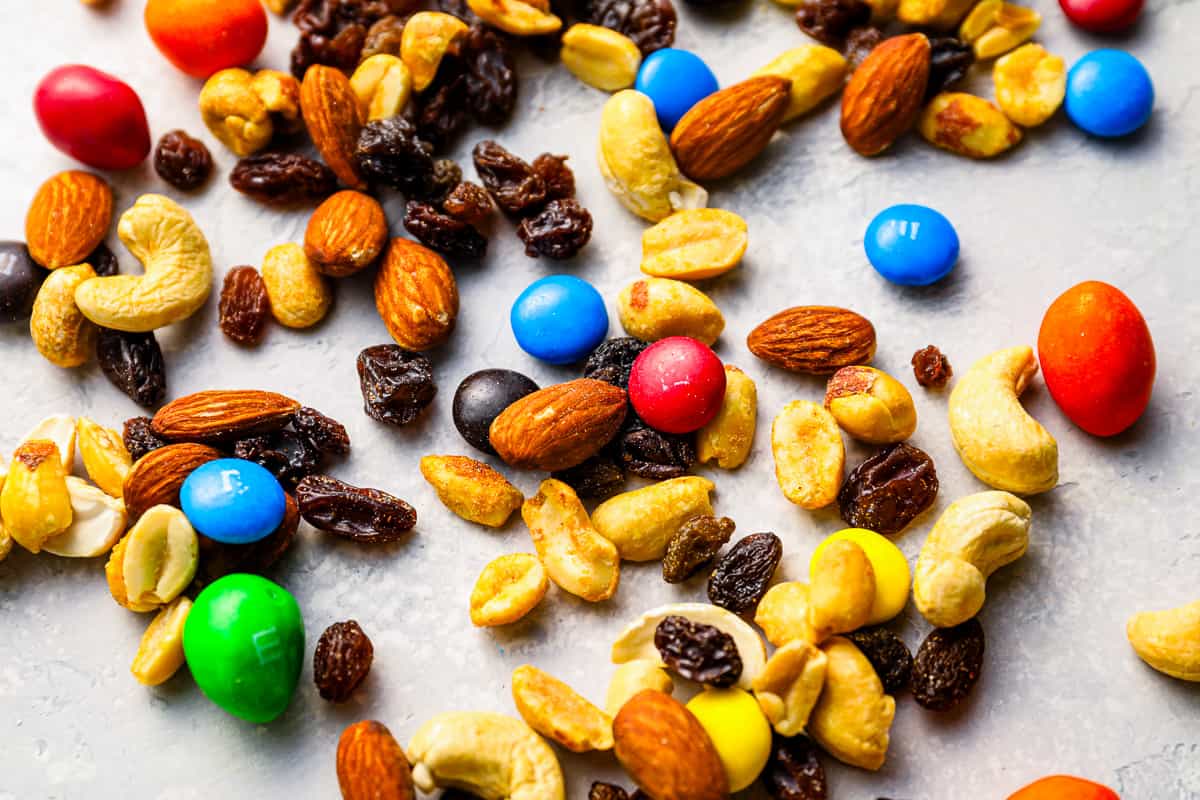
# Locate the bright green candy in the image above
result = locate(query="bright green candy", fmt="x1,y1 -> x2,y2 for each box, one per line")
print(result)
183,574 -> 304,724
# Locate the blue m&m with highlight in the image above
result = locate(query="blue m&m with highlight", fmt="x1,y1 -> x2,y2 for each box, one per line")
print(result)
180,458 -> 287,544
511,275 -> 608,364
1065,50 -> 1153,138
864,204 -> 959,286
635,49 -> 719,131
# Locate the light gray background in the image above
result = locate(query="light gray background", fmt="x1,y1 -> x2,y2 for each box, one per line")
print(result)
2,1 -> 1198,798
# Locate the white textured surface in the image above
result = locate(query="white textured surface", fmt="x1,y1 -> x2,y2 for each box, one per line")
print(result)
2,1 -> 1199,798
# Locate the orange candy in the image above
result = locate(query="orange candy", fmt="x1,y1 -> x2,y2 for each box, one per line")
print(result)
145,0 -> 268,78
1008,775 -> 1120,799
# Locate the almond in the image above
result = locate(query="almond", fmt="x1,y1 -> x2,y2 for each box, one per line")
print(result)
123,443 -> 222,520
374,238 -> 459,351
336,720 -> 415,800
489,378 -> 626,471
840,33 -> 931,156
612,690 -> 728,800
25,171 -> 113,269
748,306 -> 877,374
304,190 -> 388,277
669,76 -> 792,181
151,389 -> 302,442
300,65 -> 367,191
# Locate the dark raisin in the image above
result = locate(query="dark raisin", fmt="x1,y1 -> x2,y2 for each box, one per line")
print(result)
462,25 -> 518,125
123,416 -> 167,462
290,0 -> 405,77
911,618 -> 985,711
403,201 -> 488,259
440,792 -> 486,800
587,0 -> 676,53
361,14 -> 407,59
838,443 -> 938,536
611,417 -> 695,479
765,735 -> 827,800
584,337 -> 648,389
452,368 -> 539,453
96,329 -> 166,408
552,456 -> 625,499
844,26 -> 883,68
590,784 -> 634,800
234,430 -> 323,489
420,159 -> 463,204
193,494 -> 299,588
911,345 -> 952,388
516,199 -> 593,259
442,181 -> 493,224
357,344 -> 437,426
707,532 -> 783,612
230,153 -> 338,205
662,515 -> 735,583
438,0 -> 479,22
926,38 -> 975,101
532,153 -> 576,200
414,56 -> 470,151
293,407 -> 351,456
472,140 -> 546,215
846,626 -> 913,694
85,242 -> 119,277
296,474 -> 416,541
794,0 -> 870,48
356,117 -> 437,195
313,619 -> 374,702
219,266 -> 270,346
292,25 -> 367,77
153,130 -> 213,191
654,615 -> 743,687
0,241 -> 42,323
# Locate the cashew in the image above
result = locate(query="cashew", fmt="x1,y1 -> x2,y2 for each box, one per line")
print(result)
605,659 -> 674,717
808,539 -> 876,641
1,441 -> 72,553
407,711 -> 565,800
1127,600 -> 1200,682
350,54 -> 413,122
199,68 -> 301,157
913,491 -> 1031,628
808,637 -> 894,771
523,479 -> 620,602
401,12 -> 470,91
948,346 -> 1058,494
30,264 -> 98,368
752,639 -> 827,736
74,195 -> 213,333
591,475 -> 715,561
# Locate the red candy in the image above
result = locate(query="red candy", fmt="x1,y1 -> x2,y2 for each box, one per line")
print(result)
1059,0 -> 1143,32
144,0 -> 269,79
628,337 -> 727,434
34,65 -> 151,170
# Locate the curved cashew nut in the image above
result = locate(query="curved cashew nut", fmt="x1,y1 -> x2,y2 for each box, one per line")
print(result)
1127,600 -> 1200,682
74,195 -> 213,333
913,491 -> 1031,628
407,712 -> 564,800
948,345 -> 1058,494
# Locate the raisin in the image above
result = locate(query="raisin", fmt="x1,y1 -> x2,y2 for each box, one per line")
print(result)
590,784 -> 640,800
230,153 -> 338,205
764,735 -> 827,800
462,25 -> 518,125
911,344 -> 952,388
707,532 -> 783,612
357,344 -> 437,426
153,130 -> 213,191
588,0 -> 677,53
662,515 -> 735,583
219,266 -> 270,346
926,38 -> 975,101
234,430 -> 323,489
441,792 -> 486,800
296,474 -> 417,541
422,159 -> 463,204
438,0 -> 478,22
443,181 -> 494,224
414,56 -> 470,151
838,443 -> 938,536
313,619 -> 374,702
654,615 -> 743,687
846,626 -> 913,694
97,329 -> 166,408
552,456 -> 625,500
794,0 -> 870,48
584,337 -> 648,389
516,198 -> 593,259
612,417 -> 695,479
361,14 -> 407,59
290,0 -> 403,77
356,117 -> 437,195
123,416 -> 167,462
403,201 -> 488,259
293,407 -> 351,456
472,140 -> 546,215
452,368 -> 539,453
86,242 -> 119,277
844,26 -> 883,68
194,494 -> 299,588
911,618 -> 985,711
532,153 -> 576,200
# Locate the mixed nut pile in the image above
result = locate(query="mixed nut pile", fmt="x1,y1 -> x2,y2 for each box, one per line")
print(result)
0,0 -> 1187,797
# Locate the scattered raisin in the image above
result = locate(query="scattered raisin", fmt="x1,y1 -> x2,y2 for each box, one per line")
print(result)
611,417 -> 695,479
219,266 -> 270,346
843,26 -> 883,68
590,784 -> 646,800
552,456 -> 625,499
96,329 -> 167,408
442,181 -> 494,224
85,242 -> 119,277
472,140 -> 546,215
293,407 -> 351,456
230,153 -> 338,205
911,344 -> 952,388
414,56 -> 470,150
584,337 -> 647,388
296,474 -> 417,542
361,14 -> 407,59
707,532 -> 783,612
234,430 -> 323,489
516,198 -> 593,259
153,130 -> 213,191
846,626 -> 913,694
462,25 -> 518,125
404,201 -> 488,259
356,117 -> 437,195
123,416 -> 167,462
654,615 -> 743,687
194,494 -> 299,588
422,159 -> 463,204
357,344 -> 437,426
291,0 -> 403,77
588,0 -> 677,53
532,153 -> 576,200
662,515 -> 735,583
911,618 -> 985,712
313,619 -> 374,702
764,735 -> 827,800
926,38 -> 975,101
838,443 -> 938,536
794,0 -> 870,48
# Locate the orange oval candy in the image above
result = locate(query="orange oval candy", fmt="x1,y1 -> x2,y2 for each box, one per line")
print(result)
145,0 -> 268,78
1008,775 -> 1120,800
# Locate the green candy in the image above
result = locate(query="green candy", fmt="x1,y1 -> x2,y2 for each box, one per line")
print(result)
183,574 -> 305,724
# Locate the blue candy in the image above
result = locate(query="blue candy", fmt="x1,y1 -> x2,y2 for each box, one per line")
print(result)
511,275 -> 608,365
180,458 -> 287,545
864,204 -> 959,287
634,49 -> 719,131
1065,49 -> 1153,138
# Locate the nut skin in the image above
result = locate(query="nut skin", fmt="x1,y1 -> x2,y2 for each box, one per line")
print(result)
753,45 -> 849,122
522,479 -> 621,602
669,76 -> 792,181
123,443 -> 223,521
840,33 -> 931,156
30,264 -> 98,368
771,400 -> 845,510
300,65 -> 367,191
470,553 -> 550,627
336,720 -> 416,800
199,68 -> 301,157
511,664 -> 614,752
592,476 -> 715,562
1126,600 -> 1200,682
618,277 -> 725,346
262,243 -> 333,329
489,379 -> 627,472
612,690 -> 729,800
24,171 -> 113,269
151,389 -> 301,443
918,92 -> 1022,158
419,455 -> 523,528
807,637 -> 894,771
748,306 -> 876,374
824,365 -> 917,444
304,190 -> 388,277
696,364 -> 757,469
374,238 -> 459,352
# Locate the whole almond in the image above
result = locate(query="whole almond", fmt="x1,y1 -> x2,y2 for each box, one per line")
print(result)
840,33 -> 931,156
489,379 -> 627,472
304,190 -> 388,277
336,720 -> 415,800
123,443 -> 222,520
300,65 -> 367,190
151,389 -> 302,442
670,76 -> 792,181
25,171 -> 114,269
613,690 -> 728,800
748,306 -> 877,374
374,238 -> 459,351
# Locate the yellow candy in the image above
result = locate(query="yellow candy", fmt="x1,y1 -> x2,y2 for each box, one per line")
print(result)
811,528 -> 910,624
685,688 -> 772,791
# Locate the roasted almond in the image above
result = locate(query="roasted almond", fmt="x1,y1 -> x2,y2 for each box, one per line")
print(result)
840,33 -> 931,156
336,720 -> 416,800
489,378 -> 626,471
151,389 -> 301,442
613,690 -> 728,800
25,171 -> 113,269
300,65 -> 367,190
748,306 -> 877,374
304,190 -> 388,277
374,238 -> 459,351
669,76 -> 792,181
123,443 -> 222,520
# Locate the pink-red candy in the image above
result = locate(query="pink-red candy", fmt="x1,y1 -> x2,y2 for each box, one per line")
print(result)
1059,0 -> 1143,32
628,337 -> 727,434
34,65 -> 151,170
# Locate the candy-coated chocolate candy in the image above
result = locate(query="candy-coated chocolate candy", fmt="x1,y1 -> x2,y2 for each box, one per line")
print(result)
34,65 -> 151,170
1059,0 -> 1142,32
686,688 -> 772,792
183,574 -> 304,724
180,458 -> 287,545
452,369 -> 539,454
635,49 -> 720,131
628,336 -> 726,434
811,528 -> 911,625
145,0 -> 269,78
1065,50 -> 1153,138
0,242 -> 42,324
864,204 -> 959,287
511,275 -> 608,365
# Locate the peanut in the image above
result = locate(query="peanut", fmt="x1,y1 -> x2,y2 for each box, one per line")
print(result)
591,476 -> 715,562
107,505 -> 198,611
696,365 -> 757,469
640,209 -> 748,281
1,441 -> 73,553
959,0 -> 1040,60
617,277 -> 725,346
30,264 -> 97,368
755,582 -> 817,647
511,664 -> 614,752
771,400 -> 844,509
76,417 -> 131,498
470,553 -> 550,627
420,455 -> 523,528
350,55 -> 413,122
752,639 -> 828,736
753,46 -> 848,122
994,44 -> 1066,127
523,479 -> 620,602
401,12 -> 469,92
262,242 -> 333,329
605,660 -> 674,717
466,0 -> 562,35
824,365 -> 917,444
808,539 -> 876,641
1126,600 -> 1200,682
897,0 -> 975,28
919,92 -> 1023,159
199,68 -> 301,157
131,596 -> 191,686
561,24 -> 642,91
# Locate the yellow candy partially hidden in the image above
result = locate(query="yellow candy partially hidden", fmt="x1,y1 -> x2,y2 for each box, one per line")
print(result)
811,528 -> 910,625
686,688 -> 772,792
